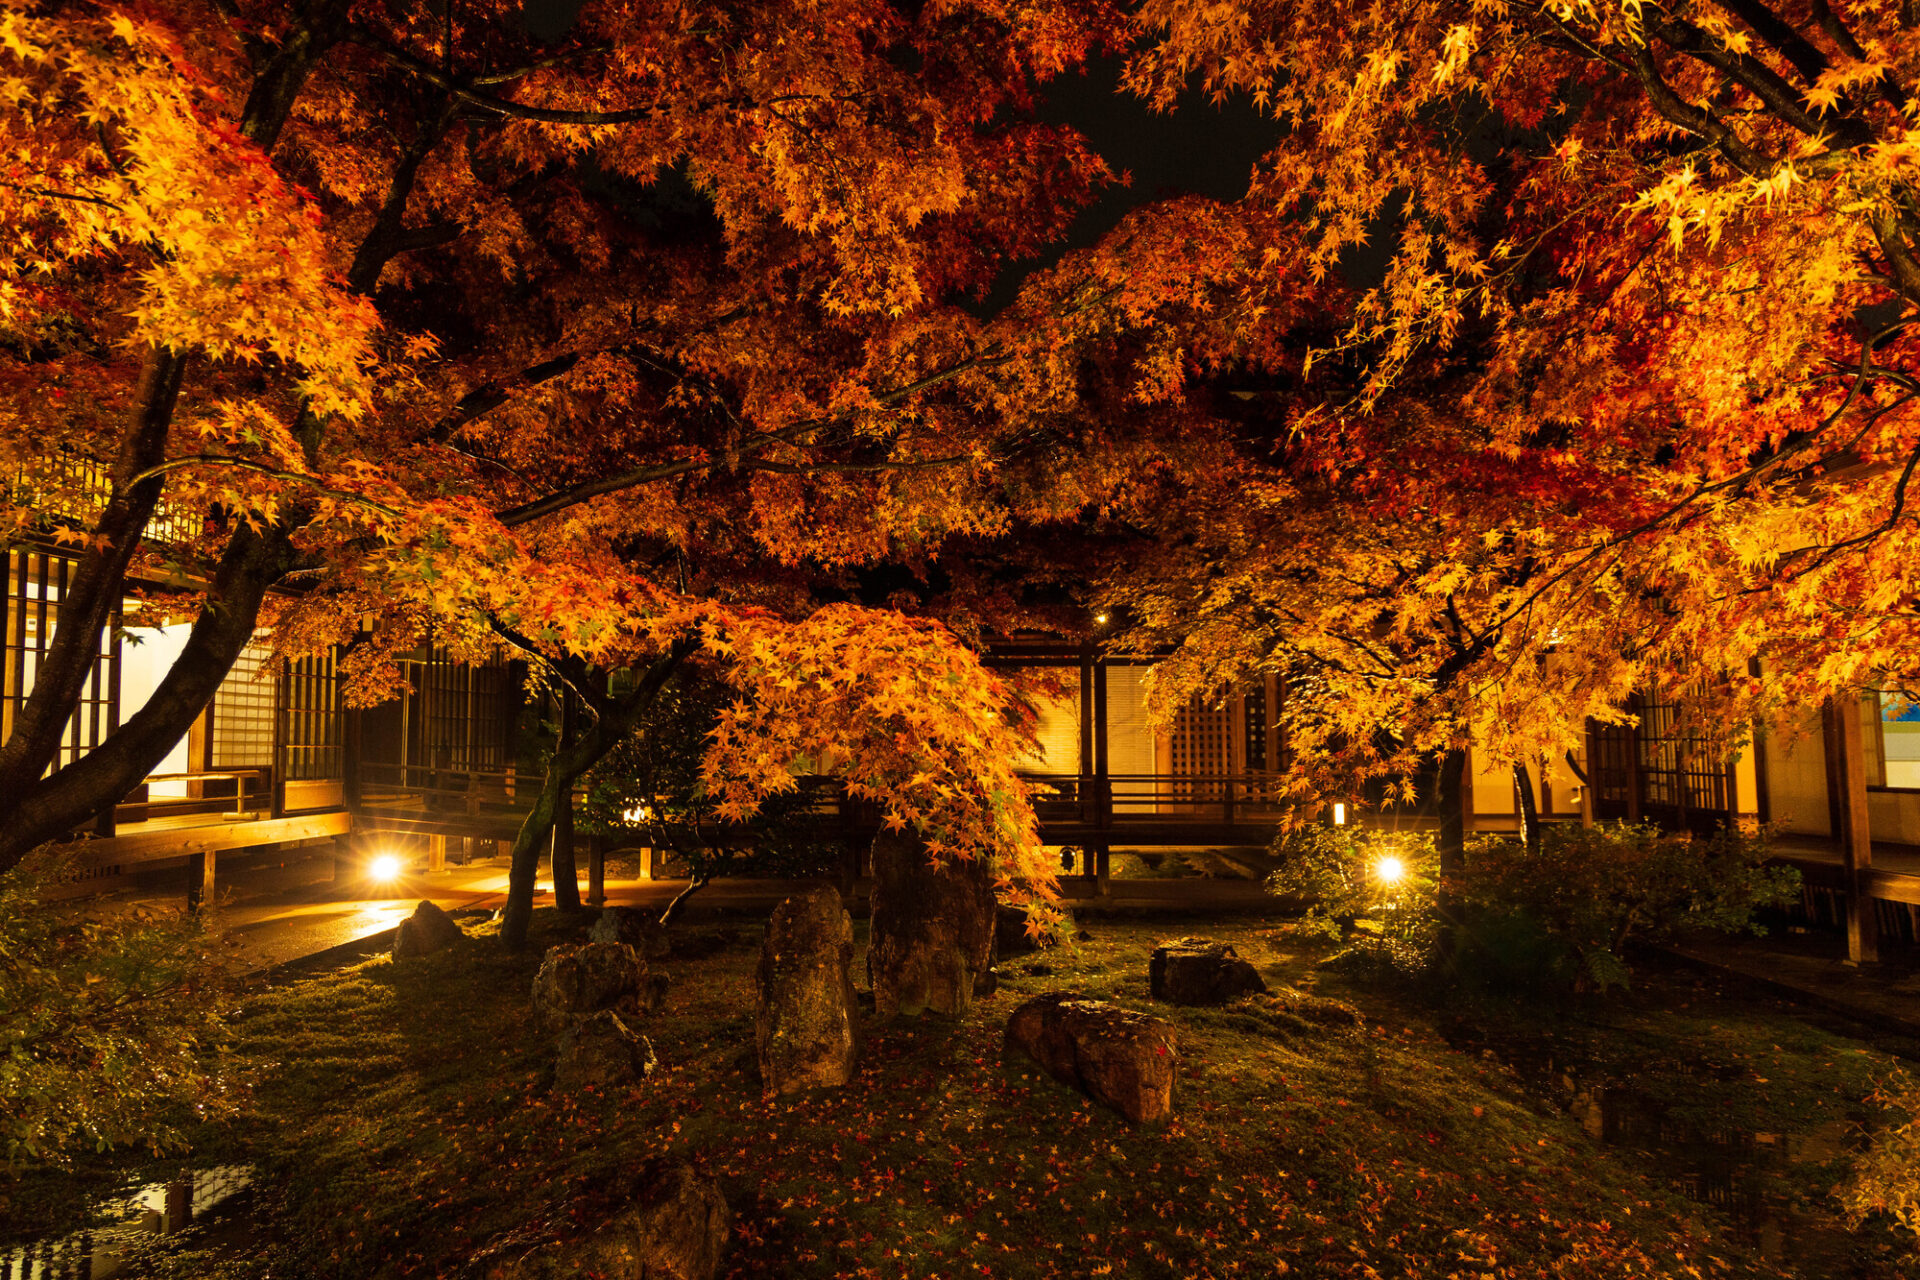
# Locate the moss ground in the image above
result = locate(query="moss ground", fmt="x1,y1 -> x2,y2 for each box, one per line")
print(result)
14,909 -> 1920,1279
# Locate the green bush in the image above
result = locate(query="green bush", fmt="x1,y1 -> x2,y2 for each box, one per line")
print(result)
1265,825 -> 1440,975
0,851 -> 241,1173
1837,1071 -> 1920,1241
1458,821 -> 1800,992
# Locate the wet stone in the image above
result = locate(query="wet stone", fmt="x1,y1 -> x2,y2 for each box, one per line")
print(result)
590,906 -> 671,961
555,1010 -> 658,1092
755,885 -> 862,1096
1006,991 -> 1178,1124
1149,936 -> 1268,1006
392,899 -> 464,960
532,941 -> 648,1033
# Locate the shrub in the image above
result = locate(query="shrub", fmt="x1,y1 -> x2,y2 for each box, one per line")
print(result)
1458,821 -> 1800,992
1837,1072 -> 1920,1241
0,851 -> 241,1173
1265,825 -> 1440,975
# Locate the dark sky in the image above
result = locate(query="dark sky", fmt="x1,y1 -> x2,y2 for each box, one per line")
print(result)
519,1 -> 1283,285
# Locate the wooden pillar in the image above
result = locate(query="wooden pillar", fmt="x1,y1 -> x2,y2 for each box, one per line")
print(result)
1078,647 -> 1096,825
186,849 -> 215,911
588,832 -> 606,905
427,834 -> 447,873
1092,661 -> 1110,834
1095,845 -> 1111,898
1822,694 -> 1879,965
638,842 -> 654,881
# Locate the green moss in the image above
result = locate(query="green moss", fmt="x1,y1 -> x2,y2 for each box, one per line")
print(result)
42,913 -> 1920,1279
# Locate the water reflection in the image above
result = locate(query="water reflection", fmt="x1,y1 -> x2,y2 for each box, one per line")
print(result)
2,1165 -> 252,1279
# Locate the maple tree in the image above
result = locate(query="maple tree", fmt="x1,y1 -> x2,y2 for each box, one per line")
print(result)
1084,0 -> 1920,859
0,0 -> 1296,949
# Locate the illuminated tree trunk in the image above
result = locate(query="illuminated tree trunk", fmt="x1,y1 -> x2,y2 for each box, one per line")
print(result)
1434,748 -> 1469,957
499,643 -> 692,950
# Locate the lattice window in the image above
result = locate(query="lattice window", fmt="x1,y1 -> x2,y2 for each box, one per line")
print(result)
283,650 -> 343,781
415,650 -> 510,771
1,547 -> 118,776
211,643 -> 275,768
1169,697 -> 1232,807
1244,685 -> 1268,772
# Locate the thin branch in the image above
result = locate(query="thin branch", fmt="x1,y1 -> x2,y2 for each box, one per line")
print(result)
124,455 -> 403,518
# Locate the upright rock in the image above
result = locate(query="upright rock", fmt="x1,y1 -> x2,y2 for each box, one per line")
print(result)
867,830 -> 995,1018
994,903 -> 1043,959
590,906 -> 671,961
755,885 -> 861,1095
1006,991 -> 1177,1124
555,1010 -> 658,1091
1148,936 -> 1268,1006
533,941 -> 648,1032
391,899 -> 464,960
488,1160 -> 729,1280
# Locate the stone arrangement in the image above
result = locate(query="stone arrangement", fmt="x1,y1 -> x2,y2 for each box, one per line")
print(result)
867,831 -> 996,1018
532,940 -> 659,1033
590,906 -> 672,961
554,1010 -> 659,1091
755,885 -> 862,1095
490,1159 -> 729,1280
391,899 -> 465,960
1005,991 -> 1178,1124
1148,936 -> 1268,1006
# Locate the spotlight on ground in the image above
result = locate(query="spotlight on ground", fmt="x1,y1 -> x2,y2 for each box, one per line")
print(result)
1374,855 -> 1406,887
369,853 -> 404,883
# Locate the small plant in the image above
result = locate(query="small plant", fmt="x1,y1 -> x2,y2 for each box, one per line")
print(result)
1265,825 -> 1440,975
1458,820 -> 1800,992
1836,1071 -> 1920,1241
0,850 -> 242,1174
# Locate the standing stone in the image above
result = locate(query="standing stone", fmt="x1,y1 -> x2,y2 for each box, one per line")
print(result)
590,906 -> 671,961
532,941 -> 647,1032
867,831 -> 996,1018
994,904 -> 1041,959
555,1010 -> 658,1091
755,885 -> 861,1095
391,899 -> 464,960
1148,936 -> 1268,1006
488,1159 -> 729,1280
1006,991 -> 1178,1124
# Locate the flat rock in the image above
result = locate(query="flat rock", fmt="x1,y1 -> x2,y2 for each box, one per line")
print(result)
867,831 -> 995,1018
1149,936 -> 1267,1006
533,941 -> 648,1033
1006,991 -> 1177,1124
555,1010 -> 658,1091
590,906 -> 671,961
391,899 -> 464,960
755,885 -> 861,1095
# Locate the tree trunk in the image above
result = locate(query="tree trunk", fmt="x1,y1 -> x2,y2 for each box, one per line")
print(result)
498,642 -> 692,950
551,689 -> 582,912
1434,748 -> 1469,961
1513,762 -> 1543,855
0,348 -> 186,795
658,874 -> 712,928
0,525 -> 289,871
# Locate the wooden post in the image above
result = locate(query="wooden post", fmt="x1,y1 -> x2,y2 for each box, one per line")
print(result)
1095,845 -> 1111,898
638,842 -> 654,881
427,834 -> 447,873
186,849 -> 215,911
1823,695 -> 1879,965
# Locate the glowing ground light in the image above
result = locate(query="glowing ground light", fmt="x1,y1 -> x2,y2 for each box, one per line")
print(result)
1374,855 -> 1407,886
369,853 -> 403,882
1332,802 -> 1347,825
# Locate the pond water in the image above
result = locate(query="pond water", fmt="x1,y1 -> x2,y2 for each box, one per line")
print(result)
2,1165 -> 252,1280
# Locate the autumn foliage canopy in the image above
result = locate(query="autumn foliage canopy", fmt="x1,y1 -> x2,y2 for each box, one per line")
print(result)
3,0 -> 1920,902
